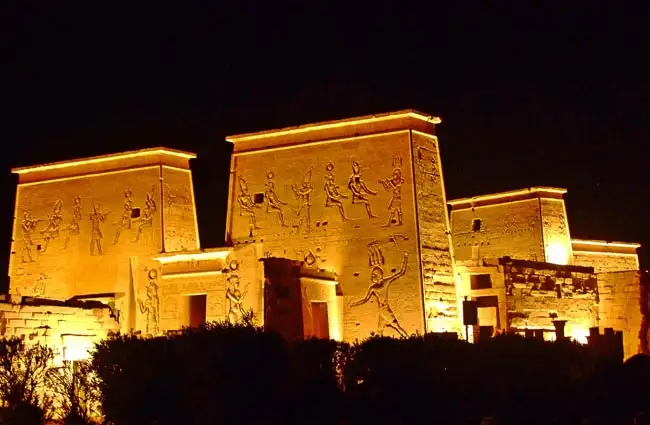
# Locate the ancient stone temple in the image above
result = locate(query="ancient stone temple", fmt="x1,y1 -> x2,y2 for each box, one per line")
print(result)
3,110 -> 645,362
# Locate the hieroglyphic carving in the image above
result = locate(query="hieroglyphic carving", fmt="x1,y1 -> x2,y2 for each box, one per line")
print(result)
165,184 -> 192,219
89,202 -> 110,256
324,162 -> 350,221
348,160 -> 378,218
416,144 -> 439,184
265,171 -> 289,227
379,155 -> 404,227
40,200 -> 63,252
291,167 -> 313,234
300,245 -> 325,268
62,197 -> 82,250
21,211 -> 40,263
237,177 -> 261,232
133,188 -> 156,242
225,260 -> 249,323
113,190 -> 133,244
138,268 -> 160,336
350,242 -> 409,337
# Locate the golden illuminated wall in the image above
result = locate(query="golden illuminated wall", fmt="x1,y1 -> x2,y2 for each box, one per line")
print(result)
0,302 -> 120,363
598,271 -> 644,359
449,188 -> 572,265
9,148 -> 198,301
226,111 -> 454,341
410,132 -> 458,332
139,244 -> 264,335
540,198 -> 572,265
571,239 -> 640,273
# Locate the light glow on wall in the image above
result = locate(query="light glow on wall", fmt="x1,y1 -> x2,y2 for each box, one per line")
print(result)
546,243 -> 571,265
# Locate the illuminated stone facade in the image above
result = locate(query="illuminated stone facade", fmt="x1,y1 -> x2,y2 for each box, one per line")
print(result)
2,110 -> 645,361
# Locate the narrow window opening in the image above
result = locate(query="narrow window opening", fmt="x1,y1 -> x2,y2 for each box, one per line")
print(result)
131,208 -> 141,218
472,218 -> 482,232
253,193 -> 265,204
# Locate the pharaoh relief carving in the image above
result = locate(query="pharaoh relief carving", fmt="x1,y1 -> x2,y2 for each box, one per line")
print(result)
264,171 -> 289,227
379,155 -> 405,227
113,190 -> 133,245
237,177 -> 261,234
89,202 -> 110,256
21,210 -> 40,263
225,260 -> 249,324
348,160 -> 378,219
291,167 -> 313,234
40,200 -> 63,252
349,241 -> 409,338
324,162 -> 350,221
133,188 -> 157,243
138,268 -> 160,336
61,196 -> 82,250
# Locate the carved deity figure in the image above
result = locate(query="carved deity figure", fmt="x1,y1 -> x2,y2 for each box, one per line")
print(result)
265,171 -> 288,227
237,177 -> 261,232
379,156 -> 405,227
21,210 -> 40,263
89,202 -> 110,256
348,160 -> 378,219
39,200 -> 64,252
33,273 -> 48,297
291,167 -> 314,234
225,261 -> 249,323
133,189 -> 156,242
350,246 -> 409,338
138,269 -> 160,336
324,163 -> 350,220
62,197 -> 82,250
113,190 -> 133,244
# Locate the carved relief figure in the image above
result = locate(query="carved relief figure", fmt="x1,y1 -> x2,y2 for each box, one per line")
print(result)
40,200 -> 64,252
165,184 -> 192,219
225,260 -> 249,323
62,197 -> 82,250
265,171 -> 289,227
324,163 -> 350,220
416,144 -> 439,183
113,190 -> 133,244
33,273 -> 49,297
21,211 -> 40,263
350,242 -> 409,337
237,177 -> 261,232
348,160 -> 378,218
379,156 -> 405,227
291,167 -> 313,234
138,269 -> 160,336
133,188 -> 156,242
89,202 -> 110,256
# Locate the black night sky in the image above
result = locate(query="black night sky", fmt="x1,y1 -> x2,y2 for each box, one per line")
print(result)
2,2 -> 648,277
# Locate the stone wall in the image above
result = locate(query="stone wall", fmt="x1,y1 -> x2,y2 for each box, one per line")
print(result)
450,199 -> 544,262
228,129 -> 425,341
598,270 -> 644,360
11,167 -> 165,299
410,131 -> 458,333
540,198 -> 572,265
503,259 -> 598,342
0,299 -> 120,363
161,166 -> 200,252
573,252 -> 639,273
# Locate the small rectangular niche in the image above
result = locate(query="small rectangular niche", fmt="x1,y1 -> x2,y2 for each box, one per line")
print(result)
253,193 -> 265,204
179,294 -> 207,329
470,274 -> 493,290
131,208 -> 141,218
472,218 -> 482,232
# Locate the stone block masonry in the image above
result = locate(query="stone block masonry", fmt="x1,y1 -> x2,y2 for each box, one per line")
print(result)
0,298 -> 120,363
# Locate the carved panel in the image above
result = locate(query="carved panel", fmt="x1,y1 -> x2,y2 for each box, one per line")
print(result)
162,168 -> 199,252
138,268 -> 161,337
